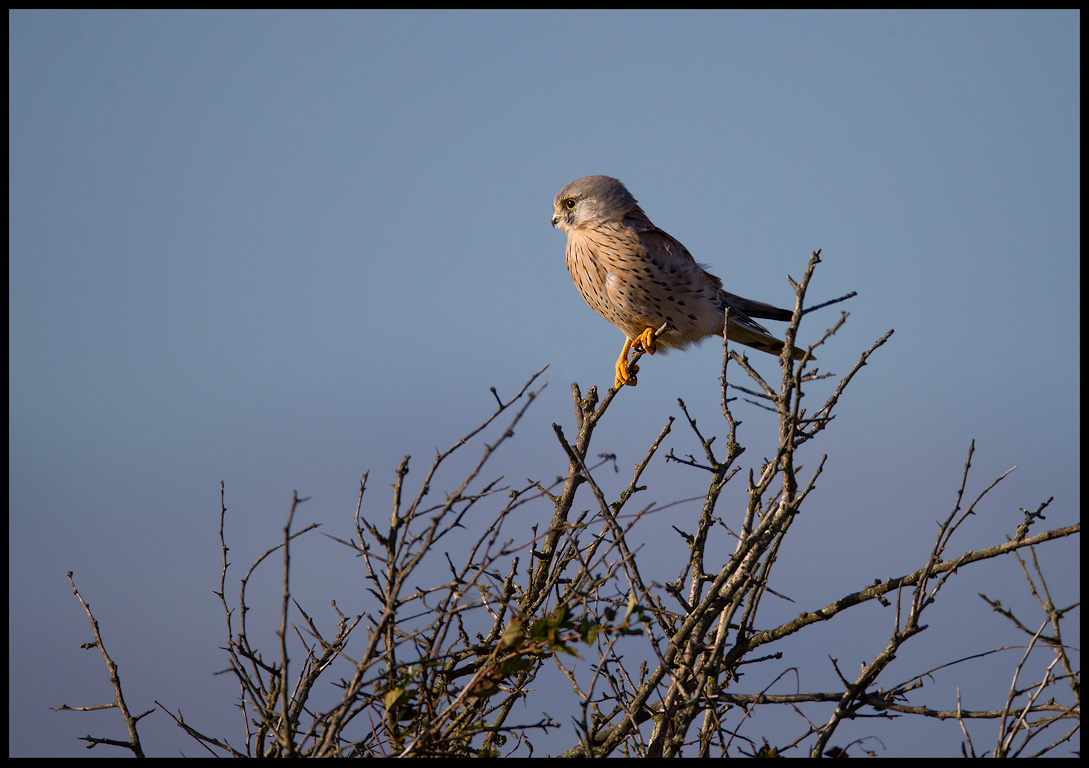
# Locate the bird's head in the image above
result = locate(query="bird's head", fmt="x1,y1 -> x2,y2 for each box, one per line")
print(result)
552,175 -> 638,232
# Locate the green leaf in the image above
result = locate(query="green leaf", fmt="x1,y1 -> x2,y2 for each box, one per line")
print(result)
500,656 -> 533,674
383,687 -> 411,712
501,617 -> 525,649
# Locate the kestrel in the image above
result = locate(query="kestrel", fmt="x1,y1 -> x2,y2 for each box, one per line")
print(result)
552,175 -> 810,389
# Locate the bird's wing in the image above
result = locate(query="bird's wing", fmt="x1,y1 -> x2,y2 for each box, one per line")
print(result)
626,206 -> 725,293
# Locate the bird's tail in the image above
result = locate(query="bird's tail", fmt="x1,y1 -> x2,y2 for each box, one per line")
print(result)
717,291 -> 813,360
725,322 -> 811,360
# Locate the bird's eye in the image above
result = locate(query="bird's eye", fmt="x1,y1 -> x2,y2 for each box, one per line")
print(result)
564,198 -> 577,210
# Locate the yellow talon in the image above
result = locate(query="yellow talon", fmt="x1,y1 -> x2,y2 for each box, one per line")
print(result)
614,329 -> 658,389
614,338 -> 638,389
634,327 -> 657,355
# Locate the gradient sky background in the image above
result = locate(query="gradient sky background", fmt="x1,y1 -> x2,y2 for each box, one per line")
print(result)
10,10 -> 1079,757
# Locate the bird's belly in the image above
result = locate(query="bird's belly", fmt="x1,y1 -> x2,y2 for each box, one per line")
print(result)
599,271 -> 720,349
566,241 -> 722,348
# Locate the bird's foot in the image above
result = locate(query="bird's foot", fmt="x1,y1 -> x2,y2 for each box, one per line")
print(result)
614,338 -> 639,389
615,360 -> 639,389
634,327 -> 657,355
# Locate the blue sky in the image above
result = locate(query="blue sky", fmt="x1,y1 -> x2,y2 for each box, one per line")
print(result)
10,10 -> 1079,757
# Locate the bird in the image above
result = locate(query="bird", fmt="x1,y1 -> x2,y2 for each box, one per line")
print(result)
551,175 -> 810,389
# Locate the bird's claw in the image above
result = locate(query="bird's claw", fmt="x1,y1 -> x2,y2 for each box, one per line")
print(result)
614,330 -> 658,389
615,359 -> 639,389
614,337 -> 640,389
634,327 -> 657,355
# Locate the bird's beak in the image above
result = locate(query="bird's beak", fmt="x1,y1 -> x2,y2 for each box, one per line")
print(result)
551,210 -> 561,228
